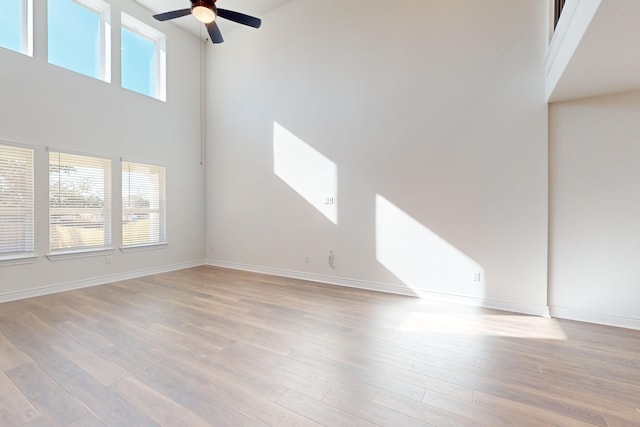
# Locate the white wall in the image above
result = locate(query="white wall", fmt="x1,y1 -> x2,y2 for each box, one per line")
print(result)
0,0 -> 205,299
550,90 -> 640,328
206,0 -> 550,314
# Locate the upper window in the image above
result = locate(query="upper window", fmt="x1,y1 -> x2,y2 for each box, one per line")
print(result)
121,13 -> 166,101
0,0 -> 33,56
49,150 -> 112,252
122,161 -> 166,247
48,0 -> 111,82
0,143 -> 34,258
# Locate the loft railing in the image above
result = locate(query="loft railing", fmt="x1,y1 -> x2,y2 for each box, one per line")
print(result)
554,0 -> 567,29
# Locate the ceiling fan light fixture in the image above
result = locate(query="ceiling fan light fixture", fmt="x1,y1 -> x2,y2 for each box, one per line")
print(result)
192,3 -> 216,24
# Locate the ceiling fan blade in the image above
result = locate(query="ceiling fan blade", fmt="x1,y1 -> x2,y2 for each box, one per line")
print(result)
153,8 -> 192,21
206,21 -> 224,44
217,9 -> 262,28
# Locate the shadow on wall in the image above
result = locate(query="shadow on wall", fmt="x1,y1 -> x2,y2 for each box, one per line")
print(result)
272,121 -> 484,299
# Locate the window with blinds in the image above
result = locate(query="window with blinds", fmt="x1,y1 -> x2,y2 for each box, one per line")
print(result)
122,161 -> 166,247
49,151 -> 112,251
0,143 -> 34,257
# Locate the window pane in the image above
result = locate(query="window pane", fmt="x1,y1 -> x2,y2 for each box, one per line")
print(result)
49,151 -> 111,251
121,27 -> 156,97
122,161 -> 166,246
0,0 -> 23,53
48,0 -> 102,79
121,13 -> 165,100
0,143 -> 34,256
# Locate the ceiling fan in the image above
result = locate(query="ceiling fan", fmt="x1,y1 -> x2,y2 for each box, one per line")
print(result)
152,0 -> 262,44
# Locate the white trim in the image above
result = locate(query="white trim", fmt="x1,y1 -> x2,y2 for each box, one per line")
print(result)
551,306 -> 640,331
205,259 -> 551,317
46,146 -> 114,160
207,259 -> 420,296
545,0 -> 602,102
120,157 -> 166,168
47,248 -> 114,261
23,0 -> 33,57
0,254 -> 37,266
0,260 -> 204,304
120,242 -> 168,253
0,139 -> 36,150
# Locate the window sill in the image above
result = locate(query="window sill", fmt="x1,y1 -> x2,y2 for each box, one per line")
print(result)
0,254 -> 38,266
120,242 -> 168,253
47,248 -> 114,262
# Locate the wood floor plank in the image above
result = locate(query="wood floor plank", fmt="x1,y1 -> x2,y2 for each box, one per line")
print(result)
322,385 -> 431,427
276,389 -> 377,427
6,363 -> 88,426
472,390 -> 605,427
0,330 -> 33,372
53,321 -> 114,352
97,344 -> 270,427
66,414 -> 107,427
60,371 -> 159,427
373,389 -> 477,426
0,370 -> 41,426
50,339 -> 130,387
288,347 -> 427,401
1,265 -> 640,426
112,377 -> 214,427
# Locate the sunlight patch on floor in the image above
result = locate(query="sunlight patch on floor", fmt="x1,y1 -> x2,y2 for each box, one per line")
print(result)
397,312 -> 567,340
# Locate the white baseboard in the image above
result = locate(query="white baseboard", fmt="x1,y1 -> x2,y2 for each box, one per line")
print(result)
205,259 -> 550,317
0,260 -> 205,304
551,306 -> 640,331
205,259 -> 420,297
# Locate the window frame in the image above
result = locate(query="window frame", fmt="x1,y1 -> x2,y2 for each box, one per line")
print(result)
0,141 -> 35,261
121,159 -> 167,249
47,0 -> 112,82
0,0 -> 33,56
120,12 -> 166,101
48,149 -> 113,254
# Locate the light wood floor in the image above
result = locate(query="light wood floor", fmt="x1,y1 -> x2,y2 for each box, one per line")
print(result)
1,266 -> 639,426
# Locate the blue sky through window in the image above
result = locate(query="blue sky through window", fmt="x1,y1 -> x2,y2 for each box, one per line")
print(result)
0,0 -> 22,53
121,28 -> 155,97
48,0 -> 101,79
3,1 -> 161,97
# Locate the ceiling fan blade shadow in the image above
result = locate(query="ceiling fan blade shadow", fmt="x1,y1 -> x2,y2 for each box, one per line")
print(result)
153,8 -> 192,21
217,9 -> 262,28
206,21 -> 224,44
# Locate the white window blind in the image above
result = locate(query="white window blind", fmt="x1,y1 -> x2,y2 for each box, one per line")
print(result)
122,161 -> 166,247
0,143 -> 34,256
49,151 -> 111,251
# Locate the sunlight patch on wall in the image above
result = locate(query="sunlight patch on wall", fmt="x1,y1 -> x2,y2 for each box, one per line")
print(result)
376,195 -> 484,297
397,313 -> 567,340
273,122 -> 338,224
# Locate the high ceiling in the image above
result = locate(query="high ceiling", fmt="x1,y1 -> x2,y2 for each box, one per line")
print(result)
135,0 -> 290,41
548,0 -> 640,102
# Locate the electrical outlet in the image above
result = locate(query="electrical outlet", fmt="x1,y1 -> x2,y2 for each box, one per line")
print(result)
328,249 -> 335,268
473,272 -> 481,282
105,255 -> 111,265
304,255 -> 310,263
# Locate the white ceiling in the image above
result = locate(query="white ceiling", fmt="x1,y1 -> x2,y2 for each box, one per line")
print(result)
548,0 -> 640,102
134,0 -> 290,41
